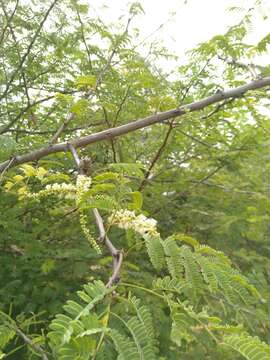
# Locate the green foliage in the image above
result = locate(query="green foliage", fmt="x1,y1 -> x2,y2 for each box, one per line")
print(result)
144,235 -> 165,271
0,0 -> 270,359
223,334 -> 270,360
48,281 -> 112,359
48,280 -> 158,360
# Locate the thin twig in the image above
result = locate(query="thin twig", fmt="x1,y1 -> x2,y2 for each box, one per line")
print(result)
0,157 -> 16,183
201,98 -> 235,120
1,4 -> 32,126
0,0 -> 59,101
13,326 -> 49,360
139,122 -> 174,191
76,8 -> 92,70
5,123 -> 102,135
0,0 -> 19,46
191,180 -> 262,196
179,58 -> 212,105
113,85 -> 131,126
174,127 -> 212,148
49,17 -> 132,145
192,165 -> 225,188
0,96 -> 56,134
218,55 -> 264,79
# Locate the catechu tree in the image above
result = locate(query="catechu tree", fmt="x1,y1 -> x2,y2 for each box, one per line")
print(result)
0,0 -> 270,359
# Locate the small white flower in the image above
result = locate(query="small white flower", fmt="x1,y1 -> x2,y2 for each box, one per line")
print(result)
108,209 -> 159,237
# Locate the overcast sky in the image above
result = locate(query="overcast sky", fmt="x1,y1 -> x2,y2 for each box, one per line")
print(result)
90,0 -> 269,69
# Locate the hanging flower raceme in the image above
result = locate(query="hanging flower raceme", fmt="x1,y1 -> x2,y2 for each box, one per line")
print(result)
25,182 -> 77,200
76,175 -> 92,202
15,172 -> 101,253
108,209 -> 159,237
79,213 -> 101,254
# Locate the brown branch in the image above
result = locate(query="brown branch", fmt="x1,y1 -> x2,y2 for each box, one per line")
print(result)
218,55 -> 264,79
139,122 -> 174,191
76,8 -> 92,70
174,127 -> 213,148
0,76 -> 270,174
0,0 -> 19,46
0,95 -> 56,134
49,17 -> 132,145
201,98 -> 235,120
113,85 -> 131,126
68,144 -> 123,287
102,106 -> 117,162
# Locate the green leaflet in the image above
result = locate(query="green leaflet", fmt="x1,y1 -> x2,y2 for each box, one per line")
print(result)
48,281 -> 112,358
144,235 -> 165,271
223,334 -> 270,360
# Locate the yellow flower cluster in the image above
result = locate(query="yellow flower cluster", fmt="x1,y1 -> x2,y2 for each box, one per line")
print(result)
21,174 -> 101,253
108,209 -> 159,237
26,183 -> 76,200
76,175 -> 92,204
79,213 -> 101,254
25,175 -> 92,202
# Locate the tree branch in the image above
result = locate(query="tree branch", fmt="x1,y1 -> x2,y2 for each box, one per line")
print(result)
76,8 -> 92,70
0,95 -> 56,134
68,144 -> 123,287
139,122 -> 174,191
1,76 -> 270,174
218,55 -> 264,79
49,17 -> 132,144
0,0 -> 19,47
102,106 -> 118,162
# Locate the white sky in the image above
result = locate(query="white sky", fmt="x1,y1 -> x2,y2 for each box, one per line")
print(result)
90,0 -> 270,69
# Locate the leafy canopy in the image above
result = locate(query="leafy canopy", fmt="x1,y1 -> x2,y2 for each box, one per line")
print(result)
0,0 -> 270,359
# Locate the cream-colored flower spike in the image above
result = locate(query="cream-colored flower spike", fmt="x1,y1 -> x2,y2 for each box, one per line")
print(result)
26,182 -> 77,199
24,175 -> 92,201
22,174 -> 101,253
108,209 -> 159,237
76,175 -> 92,203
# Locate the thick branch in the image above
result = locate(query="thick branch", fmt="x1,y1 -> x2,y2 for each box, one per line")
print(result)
1,76 -> 270,174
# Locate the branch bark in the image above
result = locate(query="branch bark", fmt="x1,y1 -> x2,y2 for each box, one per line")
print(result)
1,76 -> 270,174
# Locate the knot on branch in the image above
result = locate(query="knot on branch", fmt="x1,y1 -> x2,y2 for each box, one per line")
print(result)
78,156 -> 92,175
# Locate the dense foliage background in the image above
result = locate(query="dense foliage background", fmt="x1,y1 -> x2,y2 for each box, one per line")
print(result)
1,0 -> 270,359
